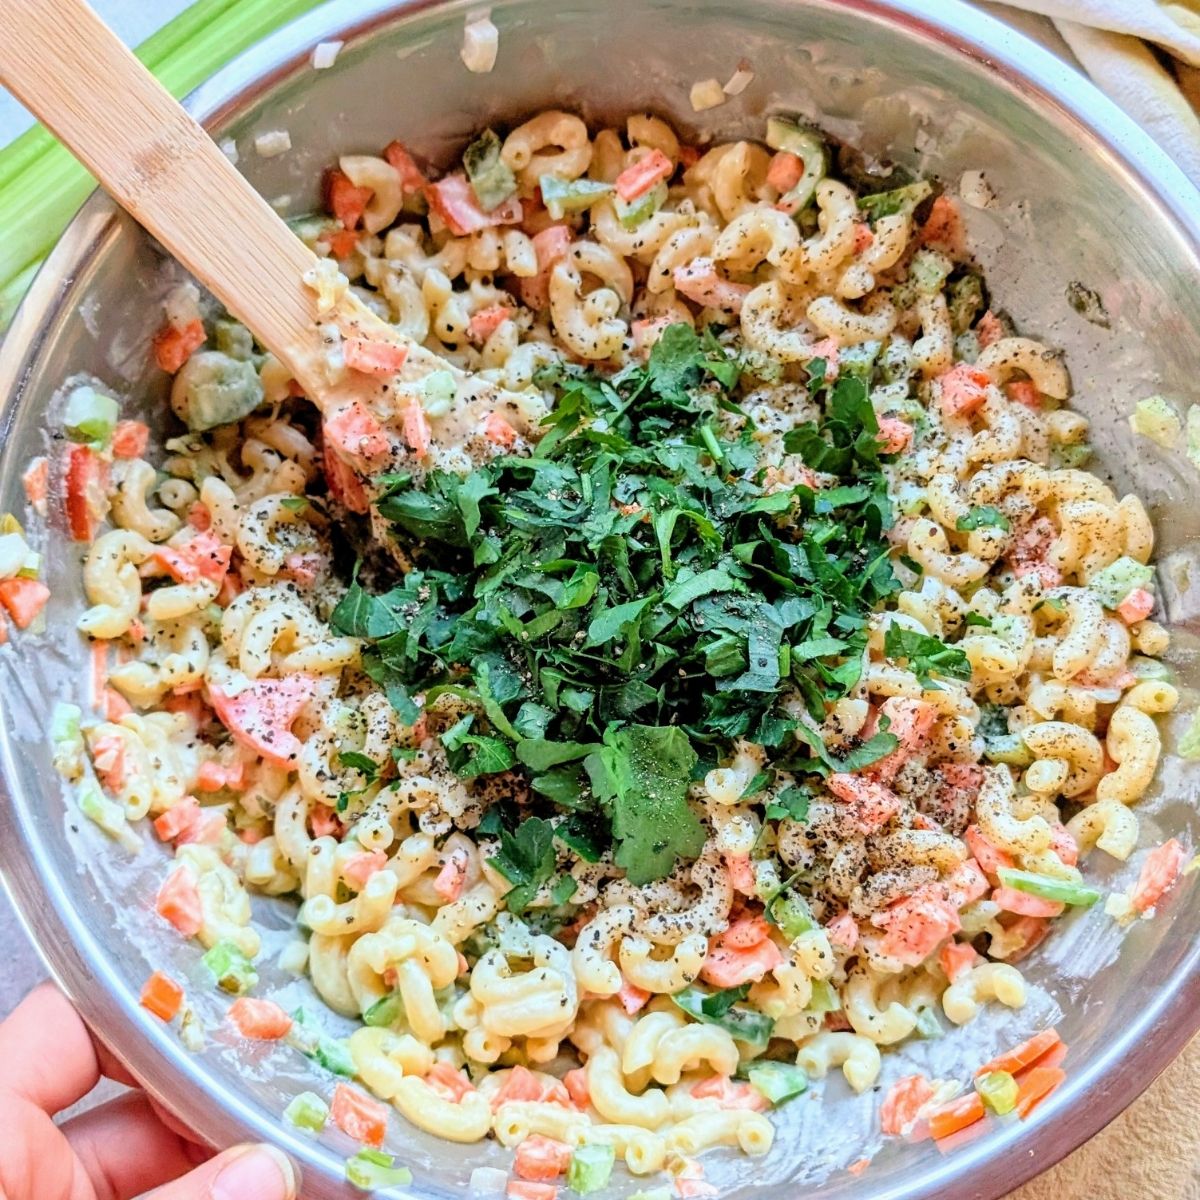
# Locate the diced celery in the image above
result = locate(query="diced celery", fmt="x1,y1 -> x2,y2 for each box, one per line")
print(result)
286,1006 -> 322,1055
0,513 -> 22,536
913,1004 -> 943,1039
615,179 -> 668,229
345,1149 -> 412,1191
17,549 -> 41,580
766,117 -> 827,211
63,385 -> 119,447
986,733 -> 1033,767
567,1143 -> 616,1193
201,941 -> 259,995
770,890 -> 817,940
313,1035 -> 356,1077
954,331 -> 981,363
807,978 -> 841,1013
421,369 -> 458,418
907,249 -> 954,296
975,1070 -> 1018,1115
996,867 -> 1101,907
627,1190 -> 672,1200
215,319 -> 256,361
1087,556 -> 1154,609
1187,405 -> 1200,471
1130,395 -> 1181,448
838,340 -> 881,384
284,1090 -> 330,1132
1131,656 -> 1174,683
171,351 -> 264,432
745,1061 -> 808,1105
78,784 -> 138,850
1178,709 -> 1200,759
463,130 -> 517,212
1054,442 -> 1092,469
948,272 -> 985,334
0,531 -> 31,580
50,702 -> 85,780
857,179 -> 933,222
363,992 -> 404,1028
540,174 -> 614,220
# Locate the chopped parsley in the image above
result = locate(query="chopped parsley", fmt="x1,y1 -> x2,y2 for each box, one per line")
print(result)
332,323 -> 956,885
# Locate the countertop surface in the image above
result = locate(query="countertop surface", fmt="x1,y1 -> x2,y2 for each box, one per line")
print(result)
0,2 -> 1196,1197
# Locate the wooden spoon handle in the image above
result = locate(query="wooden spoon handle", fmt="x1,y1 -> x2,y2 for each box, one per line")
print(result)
0,0 -> 326,394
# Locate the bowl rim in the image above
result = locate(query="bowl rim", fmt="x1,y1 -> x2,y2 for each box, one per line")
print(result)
2,1 -> 1200,1197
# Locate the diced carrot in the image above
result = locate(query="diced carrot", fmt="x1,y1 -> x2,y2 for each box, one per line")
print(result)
722,914 -> 773,950
673,258 -> 751,314
880,1074 -> 934,1136
1048,823 -> 1079,867
310,803 -> 344,840
862,697 -> 935,783
937,362 -> 991,418
975,1028 -> 1062,1078
827,773 -> 903,835
1004,915 -> 1052,963
22,456 -> 48,512
0,618 -> 8,646
872,885 -> 961,966
1131,838 -> 1188,914
0,578 -> 49,629
325,228 -> 360,258
403,403 -> 432,457
330,1083 -> 388,1147
283,551 -> 322,588
425,1061 -> 475,1102
939,941 -> 979,984
562,1066 -> 590,1110
514,1135 -> 573,1182
826,911 -> 859,950
483,412 -> 517,447
965,825 -> 1015,877
323,402 -> 390,463
152,530 -> 232,586
876,417 -> 913,454
155,867 -> 203,937
700,920 -> 782,988
343,849 -> 388,892
228,997 -> 292,1040
153,797 -> 199,841
1008,516 -> 1061,588
927,1092 -> 985,1140
689,1075 -> 769,1111
1032,1041 -> 1069,1073
383,141 -> 428,193
325,168 -> 373,230
614,149 -> 674,202
91,640 -> 109,710
976,311 -> 1003,347
323,440 -> 370,515
1015,1066 -> 1066,1119
507,1183 -> 557,1200
1117,588 -> 1155,625
140,971 -> 184,1022
809,338 -> 841,376
852,223 -> 875,254
631,316 -> 673,358
518,225 -> 573,309
616,978 -> 651,1015
112,420 -> 150,459
919,195 -> 966,257
103,687 -> 132,721
992,887 -> 1064,919
65,444 -> 110,542
153,318 -> 206,374
945,859 -> 990,908
1005,379 -> 1042,410
766,151 -> 803,193
186,501 -> 211,531
343,337 -> 410,376
847,1159 -> 871,1176
724,852 -> 757,895
426,173 -> 523,237
678,144 -> 701,169
433,846 -> 470,902
91,733 -> 127,791
468,305 -> 513,343
489,1065 -> 546,1110
208,674 -> 319,771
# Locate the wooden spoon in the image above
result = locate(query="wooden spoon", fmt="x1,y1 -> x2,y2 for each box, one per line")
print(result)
0,0 -> 531,460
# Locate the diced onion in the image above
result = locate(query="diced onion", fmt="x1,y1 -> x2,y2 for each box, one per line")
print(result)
254,129 -> 292,158
311,40 -> 343,69
461,15 -> 499,73
469,1167 -> 508,1195
164,281 -> 202,328
689,78 -> 726,112
959,169 -> 995,209
723,61 -> 755,95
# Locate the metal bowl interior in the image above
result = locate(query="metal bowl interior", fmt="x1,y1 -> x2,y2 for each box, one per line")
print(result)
2,1 -> 1200,1197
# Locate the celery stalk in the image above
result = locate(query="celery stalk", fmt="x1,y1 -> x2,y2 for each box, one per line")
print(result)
0,0 -> 326,332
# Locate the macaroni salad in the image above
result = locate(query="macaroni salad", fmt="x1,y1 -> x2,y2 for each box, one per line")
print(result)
18,109 -> 1191,1194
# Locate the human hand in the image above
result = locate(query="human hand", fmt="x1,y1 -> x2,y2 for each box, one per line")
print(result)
0,983 -> 298,1199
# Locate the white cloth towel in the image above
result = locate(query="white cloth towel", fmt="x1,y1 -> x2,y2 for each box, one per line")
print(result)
990,0 -> 1200,185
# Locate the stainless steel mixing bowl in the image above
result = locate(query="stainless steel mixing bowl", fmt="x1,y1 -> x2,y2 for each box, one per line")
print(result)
2,1 -> 1200,1196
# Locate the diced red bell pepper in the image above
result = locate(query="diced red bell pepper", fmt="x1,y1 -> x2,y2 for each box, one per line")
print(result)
208,674 -> 319,770
64,444 -> 110,542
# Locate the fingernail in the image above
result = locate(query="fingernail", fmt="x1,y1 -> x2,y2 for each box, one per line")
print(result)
212,1144 -> 297,1200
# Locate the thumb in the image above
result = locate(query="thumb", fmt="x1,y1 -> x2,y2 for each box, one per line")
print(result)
141,1142 -> 298,1200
